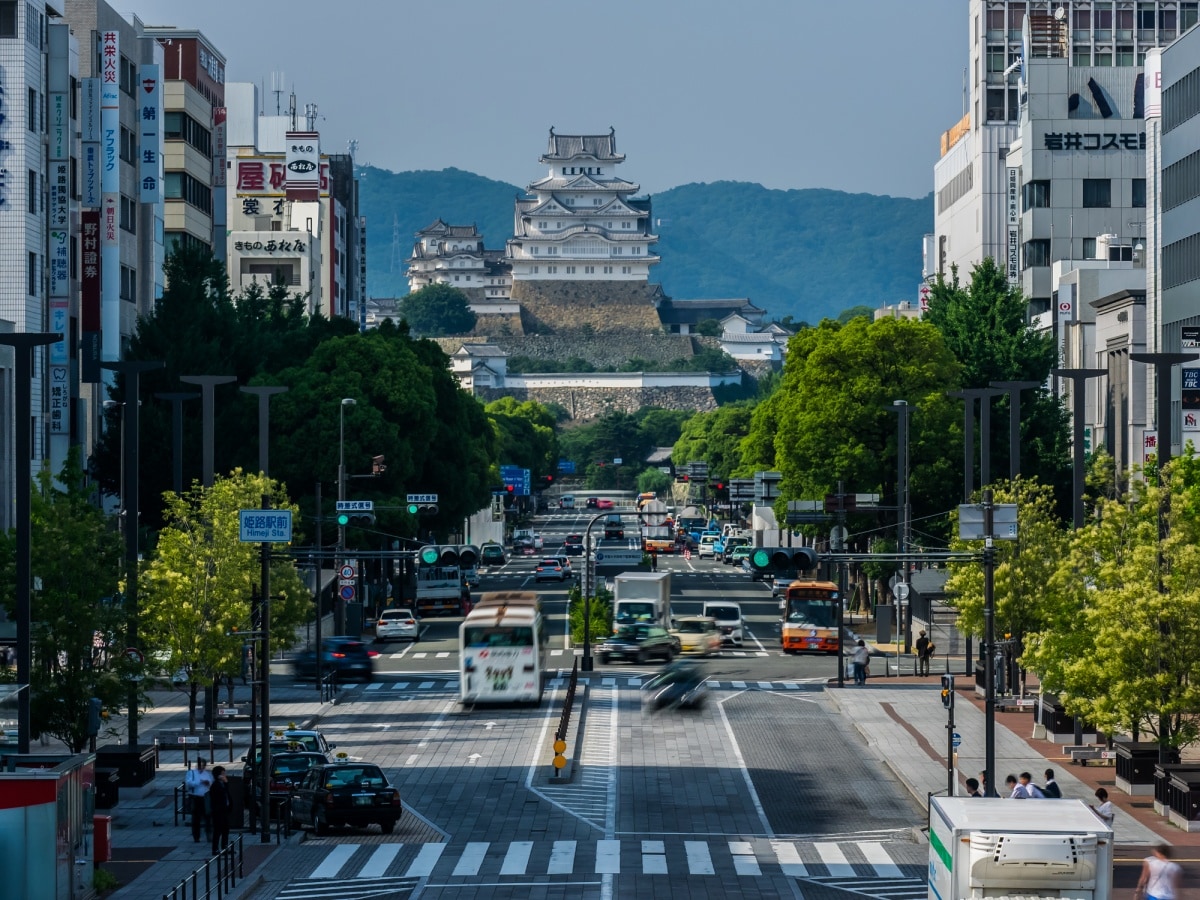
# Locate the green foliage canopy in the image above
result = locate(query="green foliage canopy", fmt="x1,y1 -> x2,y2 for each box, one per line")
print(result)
401,283 -> 477,336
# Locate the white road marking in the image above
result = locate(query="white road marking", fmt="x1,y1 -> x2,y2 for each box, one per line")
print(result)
435,651 -> 450,658
684,841 -> 715,875
771,840 -> 807,876
815,841 -> 855,877
356,844 -> 401,878
412,652 -> 428,659
500,841 -> 533,875
418,681 -> 434,689
452,842 -> 489,876
404,842 -> 446,877
365,682 -> 384,691
595,839 -> 620,873
546,840 -> 576,874
731,680 -> 747,688
860,841 -> 903,877
310,843 -> 358,878
392,682 -> 410,690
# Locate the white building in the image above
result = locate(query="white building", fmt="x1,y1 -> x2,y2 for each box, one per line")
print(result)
407,220 -> 511,301
506,128 -> 659,282
933,0 -> 1192,314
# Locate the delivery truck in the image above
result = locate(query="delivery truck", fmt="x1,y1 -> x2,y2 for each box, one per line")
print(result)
927,797 -> 1113,900
612,572 -> 673,632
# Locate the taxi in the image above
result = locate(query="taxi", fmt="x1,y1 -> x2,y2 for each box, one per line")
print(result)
671,616 -> 722,657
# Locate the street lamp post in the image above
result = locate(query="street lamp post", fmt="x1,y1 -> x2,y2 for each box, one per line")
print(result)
337,398 -> 356,634
581,511 -> 611,672
888,401 -> 913,653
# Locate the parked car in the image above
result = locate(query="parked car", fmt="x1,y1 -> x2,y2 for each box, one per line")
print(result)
642,660 -> 709,710
603,514 -> 624,539
278,729 -> 336,759
534,558 -> 567,582
597,623 -> 676,665
291,637 -> 376,681
702,601 -> 745,646
375,608 -> 420,643
562,534 -> 585,556
245,751 -> 327,819
596,498 -> 615,510
481,543 -> 507,566
672,616 -> 722,657
291,762 -> 402,835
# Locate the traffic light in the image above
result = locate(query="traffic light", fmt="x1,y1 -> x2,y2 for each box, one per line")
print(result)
87,697 -> 103,737
941,674 -> 954,708
337,511 -> 375,526
406,502 -> 438,515
418,545 -> 441,566
749,546 -> 819,573
676,473 -> 690,483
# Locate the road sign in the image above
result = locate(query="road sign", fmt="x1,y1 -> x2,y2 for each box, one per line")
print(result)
340,564 -> 355,580
238,509 -> 293,543
335,500 -> 373,512
123,647 -> 145,665
339,584 -> 356,601
952,732 -> 962,747
958,503 -> 1018,540
594,549 -> 644,566
406,493 -> 438,504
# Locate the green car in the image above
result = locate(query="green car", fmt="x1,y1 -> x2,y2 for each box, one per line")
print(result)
729,545 -> 752,566
480,543 -> 506,566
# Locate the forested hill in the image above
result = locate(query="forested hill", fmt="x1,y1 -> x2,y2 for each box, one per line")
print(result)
357,165 -> 932,324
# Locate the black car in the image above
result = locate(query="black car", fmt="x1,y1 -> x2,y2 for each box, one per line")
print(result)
562,534 -> 585,556
586,497 -> 599,509
642,660 -> 709,710
291,762 -> 402,834
603,514 -> 624,539
245,751 -> 327,818
291,636 -> 375,681
597,623 -> 676,665
721,538 -> 748,564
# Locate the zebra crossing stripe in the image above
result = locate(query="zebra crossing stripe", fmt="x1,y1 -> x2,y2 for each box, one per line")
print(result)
452,842 -> 489,876
311,843 -> 358,878
405,842 -> 446,877
815,842 -> 855,877
357,844 -> 401,879
546,840 -> 576,874
393,682 -> 409,690
685,840 -> 715,875
771,840 -> 807,877
859,841 -> 904,878
595,839 -> 621,874
366,682 -> 384,691
500,841 -> 533,875
418,681 -> 434,690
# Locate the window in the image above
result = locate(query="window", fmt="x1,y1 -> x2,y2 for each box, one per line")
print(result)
27,169 -> 36,212
120,195 -> 136,234
1073,47 -> 1092,66
603,266 -> 612,274
531,266 -> 538,274
120,126 -> 136,165
1164,149 -> 1200,210
1116,45 -> 1134,66
566,266 -> 575,274
622,266 -> 632,275
119,55 -> 136,96
547,246 -> 556,255
27,87 -> 36,130
532,246 -> 538,254
1024,239 -> 1051,268
1132,178 -> 1146,208
453,275 -> 459,281
584,266 -> 594,274
163,172 -> 212,215
0,2 -> 15,38
547,266 -> 557,274
27,251 -> 37,296
1023,180 -> 1050,209
1184,3 -> 1199,31
986,45 -> 1006,76
1095,47 -> 1113,66
1083,237 -> 1097,259
120,264 -> 136,302
1083,179 -> 1112,208
163,111 -> 212,156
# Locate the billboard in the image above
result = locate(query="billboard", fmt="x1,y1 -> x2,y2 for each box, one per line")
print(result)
285,131 -> 320,201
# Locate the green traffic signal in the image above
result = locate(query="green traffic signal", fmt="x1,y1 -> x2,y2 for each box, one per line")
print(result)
751,548 -> 772,569
407,503 -> 419,515
337,513 -> 349,526
419,546 -> 440,565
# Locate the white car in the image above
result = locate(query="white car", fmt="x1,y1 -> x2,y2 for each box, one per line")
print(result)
375,608 -> 420,643
697,535 -> 718,558
702,601 -> 744,646
532,533 -> 545,550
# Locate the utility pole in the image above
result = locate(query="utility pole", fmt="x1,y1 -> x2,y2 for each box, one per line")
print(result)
983,488 -> 997,796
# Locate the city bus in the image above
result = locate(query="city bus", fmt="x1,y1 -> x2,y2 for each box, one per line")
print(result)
780,580 -> 842,653
459,592 -> 547,705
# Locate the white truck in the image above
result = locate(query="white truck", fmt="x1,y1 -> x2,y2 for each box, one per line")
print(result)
612,572 -> 673,632
415,565 -> 465,617
928,797 -> 1113,900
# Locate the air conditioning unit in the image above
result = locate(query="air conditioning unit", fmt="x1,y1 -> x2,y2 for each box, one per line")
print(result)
1095,234 -> 1117,260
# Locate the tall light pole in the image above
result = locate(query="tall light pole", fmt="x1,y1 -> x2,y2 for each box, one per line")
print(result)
888,400 -> 913,653
338,398 -> 356,634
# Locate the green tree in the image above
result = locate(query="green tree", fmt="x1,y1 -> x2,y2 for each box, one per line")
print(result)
695,318 -> 722,337
924,259 -> 1070,501
140,471 -> 310,732
486,398 -> 559,482
401,283 -> 477,336
0,451 -> 127,751
673,404 -> 755,480
740,316 -> 962,531
636,467 -> 673,495
1023,456 -> 1200,751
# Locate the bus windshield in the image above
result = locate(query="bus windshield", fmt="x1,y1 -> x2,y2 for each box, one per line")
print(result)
463,626 -> 535,648
785,599 -> 837,628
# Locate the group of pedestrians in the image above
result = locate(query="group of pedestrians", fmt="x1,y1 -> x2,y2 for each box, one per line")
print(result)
183,757 -> 233,855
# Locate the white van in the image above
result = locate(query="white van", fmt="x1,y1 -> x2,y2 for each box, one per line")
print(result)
697,534 -> 719,558
702,600 -> 744,646
559,495 -> 576,509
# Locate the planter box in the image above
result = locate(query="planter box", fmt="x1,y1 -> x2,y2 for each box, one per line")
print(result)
95,743 -> 157,788
1168,770 -> 1200,832
1036,694 -> 1098,744
1115,740 -> 1178,796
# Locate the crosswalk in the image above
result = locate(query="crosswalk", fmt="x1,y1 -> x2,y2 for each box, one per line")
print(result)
350,676 -> 823,695
285,836 -> 924,886
386,647 -> 772,660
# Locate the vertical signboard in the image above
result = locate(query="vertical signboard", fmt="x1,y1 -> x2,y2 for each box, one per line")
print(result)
100,31 -> 121,366
80,212 -> 102,383
48,23 -> 71,437
285,131 -> 320,201
211,107 -> 227,260
1145,48 -> 1162,120
138,65 -> 161,203
1006,166 -> 1020,284
81,78 -> 100,207
1143,430 -> 1158,466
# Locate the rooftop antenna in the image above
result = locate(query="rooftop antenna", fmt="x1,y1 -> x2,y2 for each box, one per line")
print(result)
304,102 -> 319,131
288,90 -> 297,129
348,139 -> 358,160
270,71 -> 286,116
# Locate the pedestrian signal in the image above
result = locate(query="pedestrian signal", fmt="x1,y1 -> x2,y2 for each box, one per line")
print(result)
941,673 -> 954,708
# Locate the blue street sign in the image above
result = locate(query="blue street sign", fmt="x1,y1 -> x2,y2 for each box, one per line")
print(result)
339,584 -> 355,601
952,732 -> 962,747
500,465 -> 531,496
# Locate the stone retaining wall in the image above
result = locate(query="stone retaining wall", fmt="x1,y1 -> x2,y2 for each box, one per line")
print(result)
512,280 -> 665,333
476,385 -> 718,420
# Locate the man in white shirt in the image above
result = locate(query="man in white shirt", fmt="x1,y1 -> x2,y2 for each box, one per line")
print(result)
1019,772 -> 1046,798
1005,774 -> 1030,798
185,758 -> 214,843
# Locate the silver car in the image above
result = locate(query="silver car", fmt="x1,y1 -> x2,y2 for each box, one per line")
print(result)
375,608 -> 420,643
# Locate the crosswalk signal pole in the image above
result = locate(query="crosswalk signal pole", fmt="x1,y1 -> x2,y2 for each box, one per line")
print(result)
942,673 -> 955,796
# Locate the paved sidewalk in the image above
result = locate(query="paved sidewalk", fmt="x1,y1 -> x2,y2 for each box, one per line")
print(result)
86,661 -> 333,900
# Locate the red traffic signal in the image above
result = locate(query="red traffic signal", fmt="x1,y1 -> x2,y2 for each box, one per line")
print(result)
715,482 -> 724,491
505,484 -> 514,493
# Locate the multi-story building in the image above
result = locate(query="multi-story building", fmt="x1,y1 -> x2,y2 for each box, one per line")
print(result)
141,26 -> 225,256
933,0 -> 1193,313
506,128 -> 659,282
224,82 -> 364,321
406,220 -> 511,301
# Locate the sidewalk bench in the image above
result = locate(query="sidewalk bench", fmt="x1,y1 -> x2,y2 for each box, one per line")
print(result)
1070,747 -> 1116,766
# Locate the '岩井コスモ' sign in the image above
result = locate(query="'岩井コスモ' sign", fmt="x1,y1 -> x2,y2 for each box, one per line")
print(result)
1044,132 -> 1145,150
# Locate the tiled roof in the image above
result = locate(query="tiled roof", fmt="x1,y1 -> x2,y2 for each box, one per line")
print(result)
415,219 -> 450,235
445,225 -> 481,238
454,343 -> 508,358
720,331 -> 778,343
527,174 -> 640,193
540,127 -> 625,163
670,298 -> 763,311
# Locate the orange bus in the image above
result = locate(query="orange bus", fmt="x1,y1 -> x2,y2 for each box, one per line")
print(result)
780,580 -> 842,653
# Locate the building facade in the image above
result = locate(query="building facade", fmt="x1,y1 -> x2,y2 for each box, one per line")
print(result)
407,220 -> 512,301
506,129 -> 659,282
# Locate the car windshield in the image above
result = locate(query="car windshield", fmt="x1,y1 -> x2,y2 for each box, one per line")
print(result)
617,624 -> 651,640
677,621 -> 708,634
324,766 -> 387,788
282,735 -> 320,752
273,756 -> 319,776
381,611 -> 411,621
706,607 -> 739,621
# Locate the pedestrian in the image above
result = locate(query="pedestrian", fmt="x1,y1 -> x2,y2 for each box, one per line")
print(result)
1005,774 -> 1030,799
650,549 -> 658,571
1019,772 -> 1045,798
916,630 -> 931,676
209,765 -> 232,855
1091,787 -> 1115,827
851,639 -> 871,685
1042,768 -> 1062,799
185,758 -> 214,843
979,771 -> 990,797
964,777 -> 983,798
1137,844 -> 1182,900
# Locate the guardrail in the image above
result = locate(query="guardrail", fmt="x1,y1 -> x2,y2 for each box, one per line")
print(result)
162,833 -> 244,900
552,662 -> 580,777
319,671 -> 338,704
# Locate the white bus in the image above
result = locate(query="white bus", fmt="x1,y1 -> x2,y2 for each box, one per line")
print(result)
459,592 -> 547,705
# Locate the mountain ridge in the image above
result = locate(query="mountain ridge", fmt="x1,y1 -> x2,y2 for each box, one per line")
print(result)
357,164 -> 932,323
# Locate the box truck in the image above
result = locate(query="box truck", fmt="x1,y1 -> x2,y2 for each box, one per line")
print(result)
612,572 -> 673,632
928,797 -> 1113,900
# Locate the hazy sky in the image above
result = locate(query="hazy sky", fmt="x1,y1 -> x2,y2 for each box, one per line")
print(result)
123,0 -> 965,199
